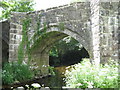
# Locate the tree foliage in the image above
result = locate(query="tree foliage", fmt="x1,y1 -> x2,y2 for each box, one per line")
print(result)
49,36 -> 82,57
0,0 -> 34,20
49,36 -> 84,66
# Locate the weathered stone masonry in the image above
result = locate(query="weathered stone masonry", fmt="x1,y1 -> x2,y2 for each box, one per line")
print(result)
91,0 -> 120,65
99,2 -> 120,63
7,1 -> 120,75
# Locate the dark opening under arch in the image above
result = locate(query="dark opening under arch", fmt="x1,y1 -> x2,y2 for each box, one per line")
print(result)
49,36 -> 90,67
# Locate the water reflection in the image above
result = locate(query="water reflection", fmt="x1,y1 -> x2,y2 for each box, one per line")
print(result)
42,66 -> 66,89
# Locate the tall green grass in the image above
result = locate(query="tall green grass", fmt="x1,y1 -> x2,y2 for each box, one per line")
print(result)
64,59 -> 119,88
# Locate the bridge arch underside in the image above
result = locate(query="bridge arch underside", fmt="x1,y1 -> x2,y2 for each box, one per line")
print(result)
30,27 -> 93,75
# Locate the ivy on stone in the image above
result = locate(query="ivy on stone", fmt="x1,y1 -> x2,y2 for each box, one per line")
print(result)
58,22 -> 65,31
18,18 -> 31,64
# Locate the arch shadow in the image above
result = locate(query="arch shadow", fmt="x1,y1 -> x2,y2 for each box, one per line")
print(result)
29,26 -> 92,75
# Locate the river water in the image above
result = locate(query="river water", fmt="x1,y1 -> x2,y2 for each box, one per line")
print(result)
41,66 -> 67,89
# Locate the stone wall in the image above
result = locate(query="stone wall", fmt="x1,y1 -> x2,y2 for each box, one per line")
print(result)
99,2 -> 120,63
9,13 -> 26,61
90,0 -> 120,64
26,2 -> 92,52
9,2 -> 92,61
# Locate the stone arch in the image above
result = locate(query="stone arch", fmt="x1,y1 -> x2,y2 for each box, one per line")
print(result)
30,26 -> 92,75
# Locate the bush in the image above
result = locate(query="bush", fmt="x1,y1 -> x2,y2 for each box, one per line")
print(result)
2,62 -> 34,84
64,59 -> 119,88
48,66 -> 55,76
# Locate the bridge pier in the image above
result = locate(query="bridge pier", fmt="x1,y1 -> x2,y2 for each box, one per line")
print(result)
31,52 -> 49,76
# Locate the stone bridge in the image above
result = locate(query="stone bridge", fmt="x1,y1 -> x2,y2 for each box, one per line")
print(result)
1,1 -> 119,75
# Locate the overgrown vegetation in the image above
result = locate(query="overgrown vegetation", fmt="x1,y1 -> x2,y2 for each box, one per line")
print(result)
0,0 -> 34,20
58,22 -> 65,31
2,62 -> 34,84
64,59 -> 119,88
0,0 -> 35,85
48,66 -> 55,76
18,18 -> 31,64
3,17 -> 45,85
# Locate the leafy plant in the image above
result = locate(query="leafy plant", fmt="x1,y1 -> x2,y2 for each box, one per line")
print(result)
2,63 -> 14,84
18,18 -> 31,64
2,62 -> 34,84
48,66 -> 55,76
59,22 -> 64,31
64,59 -> 119,88
0,0 -> 34,20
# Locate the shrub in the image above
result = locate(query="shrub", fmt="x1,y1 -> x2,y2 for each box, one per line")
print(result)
2,62 -> 34,84
64,59 -> 119,88
48,66 -> 55,76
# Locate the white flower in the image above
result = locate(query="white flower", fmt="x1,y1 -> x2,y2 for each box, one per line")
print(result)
107,76 -> 116,79
76,83 -> 82,86
88,84 -> 93,88
87,82 -> 93,88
